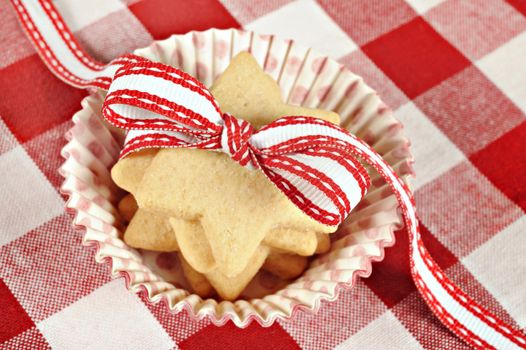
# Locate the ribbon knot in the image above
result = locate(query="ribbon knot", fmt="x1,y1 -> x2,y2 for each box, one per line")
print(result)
220,113 -> 256,168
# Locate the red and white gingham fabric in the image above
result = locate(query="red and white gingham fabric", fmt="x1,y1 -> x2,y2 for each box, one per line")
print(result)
1,0 -> 525,349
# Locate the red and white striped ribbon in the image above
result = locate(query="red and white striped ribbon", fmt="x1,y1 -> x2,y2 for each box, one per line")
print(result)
11,0 -> 526,348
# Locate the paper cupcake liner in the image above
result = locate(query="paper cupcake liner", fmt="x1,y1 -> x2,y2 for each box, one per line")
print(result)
60,28 -> 414,327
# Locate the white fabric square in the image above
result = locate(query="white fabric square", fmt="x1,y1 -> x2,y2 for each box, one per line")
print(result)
245,0 -> 357,59
54,0 -> 125,31
0,146 -> 64,246
335,311 -> 424,349
477,31 -> 526,114
38,279 -> 174,350
395,102 -> 465,190
404,0 -> 446,14
0,118 -> 18,155
462,216 -> 526,328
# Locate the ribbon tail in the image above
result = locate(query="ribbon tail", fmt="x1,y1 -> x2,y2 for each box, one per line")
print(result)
9,0 -> 143,89
347,135 -> 526,350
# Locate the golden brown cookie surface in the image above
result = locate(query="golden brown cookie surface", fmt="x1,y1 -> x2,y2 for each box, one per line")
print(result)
124,209 -> 179,251
118,194 -> 138,223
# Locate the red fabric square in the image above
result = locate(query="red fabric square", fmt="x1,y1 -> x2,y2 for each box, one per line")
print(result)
507,0 -> 526,17
362,17 -> 470,99
319,0 -> 417,45
364,222 -> 457,308
414,66 -> 525,155
416,161 -> 522,258
0,327 -> 50,350
129,0 -> 240,39
0,55 -> 87,143
179,322 -> 300,350
0,279 -> 34,343
470,121 -> 526,211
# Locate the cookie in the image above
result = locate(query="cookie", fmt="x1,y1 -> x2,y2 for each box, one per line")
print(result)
209,52 -> 339,128
112,149 -> 158,193
118,194 -> 327,257
262,252 -> 308,280
124,209 -> 179,251
204,245 -> 270,300
112,52 -> 340,299
169,217 -> 216,273
110,52 -> 339,194
263,228 -> 318,256
179,253 -> 215,298
315,233 -> 331,254
118,193 -> 138,222
181,250 -> 311,298
136,146 -> 334,277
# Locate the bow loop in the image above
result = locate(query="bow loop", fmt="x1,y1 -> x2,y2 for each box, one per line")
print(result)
103,59 -> 224,136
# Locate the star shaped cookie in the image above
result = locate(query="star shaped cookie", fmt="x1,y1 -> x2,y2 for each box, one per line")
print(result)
112,52 -> 339,299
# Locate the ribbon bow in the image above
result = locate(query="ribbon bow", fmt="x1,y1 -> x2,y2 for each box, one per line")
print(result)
102,58 -> 370,226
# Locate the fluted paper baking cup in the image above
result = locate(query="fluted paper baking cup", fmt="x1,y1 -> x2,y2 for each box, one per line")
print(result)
60,28 -> 414,327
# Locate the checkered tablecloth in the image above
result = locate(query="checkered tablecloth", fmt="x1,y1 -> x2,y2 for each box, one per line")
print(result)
1,0 -> 525,349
